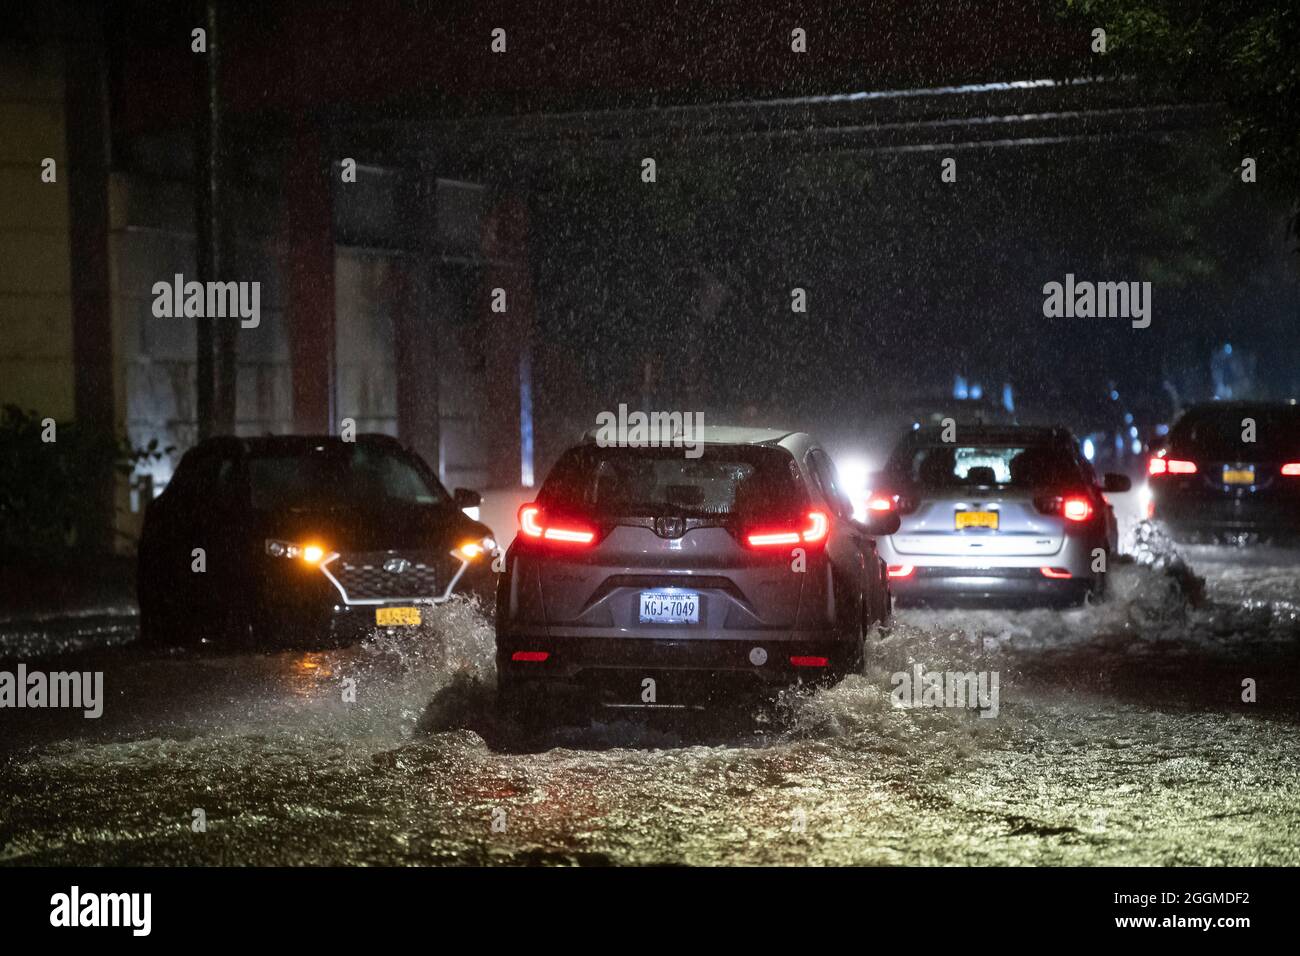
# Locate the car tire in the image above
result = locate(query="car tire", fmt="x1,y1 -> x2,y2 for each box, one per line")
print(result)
1087,549 -> 1109,604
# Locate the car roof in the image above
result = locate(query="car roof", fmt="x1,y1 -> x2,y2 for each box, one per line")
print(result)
579,424 -> 800,447
902,424 -> 1076,446
1181,400 -> 1300,415
188,434 -> 405,456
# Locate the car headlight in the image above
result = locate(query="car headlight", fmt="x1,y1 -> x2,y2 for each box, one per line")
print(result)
452,536 -> 497,562
265,539 -> 330,564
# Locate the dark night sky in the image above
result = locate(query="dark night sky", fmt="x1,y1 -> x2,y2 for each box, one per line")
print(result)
530,129 -> 1299,430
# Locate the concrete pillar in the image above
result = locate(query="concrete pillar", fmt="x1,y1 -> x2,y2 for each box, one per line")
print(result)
282,122 -> 336,434
394,251 -> 440,470
481,196 -> 534,489
64,13 -> 116,553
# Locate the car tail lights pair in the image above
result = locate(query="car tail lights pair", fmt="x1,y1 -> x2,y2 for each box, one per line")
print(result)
517,505 -> 834,550
1151,458 -> 1300,477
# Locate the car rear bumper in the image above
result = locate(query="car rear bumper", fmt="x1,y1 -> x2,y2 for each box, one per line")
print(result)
889,567 -> 1091,606
1153,493 -> 1300,537
496,633 -> 858,704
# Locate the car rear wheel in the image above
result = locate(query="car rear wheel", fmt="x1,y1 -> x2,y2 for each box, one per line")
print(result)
1086,549 -> 1109,604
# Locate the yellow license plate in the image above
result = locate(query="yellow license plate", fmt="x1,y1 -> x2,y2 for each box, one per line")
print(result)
955,510 -> 999,530
375,606 -> 421,627
1223,468 -> 1255,485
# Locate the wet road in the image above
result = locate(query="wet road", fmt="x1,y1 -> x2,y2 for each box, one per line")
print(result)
2,533 -> 1299,866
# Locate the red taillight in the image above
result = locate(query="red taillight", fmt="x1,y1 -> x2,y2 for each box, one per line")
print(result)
1062,496 -> 1093,522
519,504 -> 544,537
887,564 -> 915,578
747,510 -> 830,548
790,655 -> 828,668
1040,566 -> 1072,579
1281,463 -> 1300,476
867,495 -> 894,512
517,503 -> 596,545
1149,457 -> 1195,476
511,651 -> 549,662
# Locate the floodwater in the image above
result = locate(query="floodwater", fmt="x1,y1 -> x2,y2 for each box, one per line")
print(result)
2,527 -> 1298,866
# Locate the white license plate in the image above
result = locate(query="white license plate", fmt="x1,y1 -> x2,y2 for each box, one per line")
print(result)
639,590 -> 700,624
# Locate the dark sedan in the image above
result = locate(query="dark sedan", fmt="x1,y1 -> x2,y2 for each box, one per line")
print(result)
1149,402 -> 1300,543
137,435 -> 496,646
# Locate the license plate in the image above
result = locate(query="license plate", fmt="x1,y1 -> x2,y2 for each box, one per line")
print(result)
639,590 -> 700,624
375,606 -> 421,627
1223,467 -> 1255,485
955,510 -> 998,530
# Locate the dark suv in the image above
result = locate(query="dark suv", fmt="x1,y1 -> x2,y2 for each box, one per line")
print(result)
494,427 -> 899,715
137,434 -> 496,645
1149,402 -> 1300,541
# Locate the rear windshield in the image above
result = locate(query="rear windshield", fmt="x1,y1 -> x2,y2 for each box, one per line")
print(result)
539,445 -> 804,519
892,444 -> 1083,490
1171,406 -> 1300,460
247,445 -> 449,511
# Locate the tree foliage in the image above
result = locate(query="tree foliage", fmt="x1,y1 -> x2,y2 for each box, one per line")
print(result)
1062,0 -> 1299,236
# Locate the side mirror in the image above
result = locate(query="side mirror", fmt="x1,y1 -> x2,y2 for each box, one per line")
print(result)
1102,473 -> 1132,493
863,510 -> 901,537
453,487 -> 481,508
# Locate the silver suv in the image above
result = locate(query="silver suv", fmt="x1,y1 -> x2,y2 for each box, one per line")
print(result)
495,427 -> 899,715
872,425 -> 1128,605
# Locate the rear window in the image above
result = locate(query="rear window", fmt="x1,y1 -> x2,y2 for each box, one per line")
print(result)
1171,406 -> 1300,460
247,445 -> 448,511
539,445 -> 804,519
893,444 -> 1083,490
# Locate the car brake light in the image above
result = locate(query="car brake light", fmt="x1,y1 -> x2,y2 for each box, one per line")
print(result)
790,655 -> 828,668
1149,457 -> 1196,476
1062,496 -> 1092,522
747,510 -> 830,548
1040,566 -> 1072,579
511,651 -> 549,662
517,503 -> 596,545
1281,463 -> 1300,476
867,495 -> 894,511
887,564 -> 915,578
1033,495 -> 1094,521
519,504 -> 544,537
